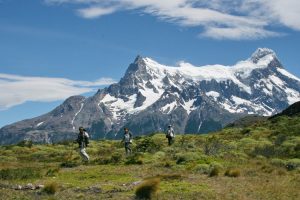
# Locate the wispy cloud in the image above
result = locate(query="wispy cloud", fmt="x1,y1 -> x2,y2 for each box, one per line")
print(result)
0,73 -> 116,110
44,0 -> 300,40
77,6 -> 117,18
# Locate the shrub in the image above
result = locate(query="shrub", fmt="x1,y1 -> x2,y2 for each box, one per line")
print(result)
153,151 -> 166,160
135,178 -> 160,200
110,152 -> 123,164
43,182 -> 58,194
164,161 -> 173,168
195,164 -> 210,174
46,168 -> 60,177
209,162 -> 223,177
210,162 -> 223,170
125,153 -> 143,165
261,165 -> 274,173
0,155 -> 17,162
17,140 -> 33,148
60,160 -> 79,168
241,128 -> 251,135
0,168 -> 41,180
175,152 -> 200,164
286,158 -> 300,171
203,137 -> 223,156
251,144 -> 276,158
209,166 -> 220,177
135,137 -> 162,153
270,158 -> 286,168
224,169 -> 241,177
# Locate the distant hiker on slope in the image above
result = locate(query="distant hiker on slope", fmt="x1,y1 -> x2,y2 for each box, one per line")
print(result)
166,125 -> 175,146
122,128 -> 133,155
76,127 -> 90,162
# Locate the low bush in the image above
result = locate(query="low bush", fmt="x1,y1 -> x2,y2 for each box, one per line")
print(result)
110,152 -> 123,164
203,136 -> 223,156
270,158 -> 286,168
135,178 -> 160,200
175,152 -> 200,164
135,137 -> 162,153
286,158 -> 300,171
209,166 -> 220,177
60,160 -> 79,168
17,140 -> 33,148
0,167 -> 41,180
125,153 -> 143,165
195,164 -> 210,174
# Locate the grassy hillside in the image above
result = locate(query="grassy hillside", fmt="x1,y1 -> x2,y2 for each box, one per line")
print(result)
0,115 -> 300,200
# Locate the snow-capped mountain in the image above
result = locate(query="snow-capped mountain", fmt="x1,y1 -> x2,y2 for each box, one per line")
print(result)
1,48 -> 300,144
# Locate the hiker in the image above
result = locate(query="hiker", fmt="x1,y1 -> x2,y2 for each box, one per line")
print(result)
166,125 -> 175,146
122,127 -> 133,155
76,127 -> 90,162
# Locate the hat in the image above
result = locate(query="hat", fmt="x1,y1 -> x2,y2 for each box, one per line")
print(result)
168,125 -> 172,127
79,127 -> 85,131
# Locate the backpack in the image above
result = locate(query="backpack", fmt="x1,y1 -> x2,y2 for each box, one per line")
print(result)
84,132 -> 90,145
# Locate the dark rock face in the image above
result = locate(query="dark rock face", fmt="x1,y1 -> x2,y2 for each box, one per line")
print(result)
1,48 -> 300,144
270,101 -> 300,118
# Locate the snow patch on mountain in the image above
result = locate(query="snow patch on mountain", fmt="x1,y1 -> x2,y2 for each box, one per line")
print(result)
142,52 -> 276,94
277,68 -> 300,81
285,88 -> 300,104
160,101 -> 177,114
206,91 -> 220,101
181,99 -> 197,115
71,102 -> 84,130
36,121 -> 44,127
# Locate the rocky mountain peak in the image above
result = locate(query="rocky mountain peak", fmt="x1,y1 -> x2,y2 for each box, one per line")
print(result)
1,49 -> 300,144
250,48 -> 277,63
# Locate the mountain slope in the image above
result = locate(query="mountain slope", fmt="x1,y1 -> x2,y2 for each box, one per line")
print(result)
1,48 -> 300,144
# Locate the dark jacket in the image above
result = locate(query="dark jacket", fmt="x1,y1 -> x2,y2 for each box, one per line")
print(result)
123,131 -> 133,143
76,131 -> 89,148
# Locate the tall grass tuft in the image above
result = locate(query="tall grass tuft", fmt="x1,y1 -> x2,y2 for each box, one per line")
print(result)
43,182 -> 59,194
224,169 -> 241,177
209,166 -> 220,177
135,178 -> 160,200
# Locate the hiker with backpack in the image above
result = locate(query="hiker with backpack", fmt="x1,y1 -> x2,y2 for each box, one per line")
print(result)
166,125 -> 175,146
122,127 -> 133,155
76,127 -> 90,162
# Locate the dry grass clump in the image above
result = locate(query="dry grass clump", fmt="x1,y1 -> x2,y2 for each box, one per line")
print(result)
42,182 -> 59,194
135,178 -> 160,200
224,169 -> 241,177
209,166 -> 220,177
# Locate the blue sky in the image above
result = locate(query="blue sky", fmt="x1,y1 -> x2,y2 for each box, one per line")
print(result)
0,0 -> 300,127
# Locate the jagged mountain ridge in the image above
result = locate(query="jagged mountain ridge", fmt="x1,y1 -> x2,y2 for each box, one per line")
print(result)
1,48 -> 300,144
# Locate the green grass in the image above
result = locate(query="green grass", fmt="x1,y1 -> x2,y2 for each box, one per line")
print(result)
0,115 -> 299,199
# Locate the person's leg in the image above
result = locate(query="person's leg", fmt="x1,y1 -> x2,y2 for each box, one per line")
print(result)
125,143 -> 129,155
127,143 -> 132,154
80,148 -> 89,161
171,137 -> 174,145
168,138 -> 171,146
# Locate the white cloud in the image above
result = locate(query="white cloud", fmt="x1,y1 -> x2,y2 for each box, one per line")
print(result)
45,0 -> 300,40
0,73 -> 116,110
77,6 -> 117,18
200,26 -> 282,40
